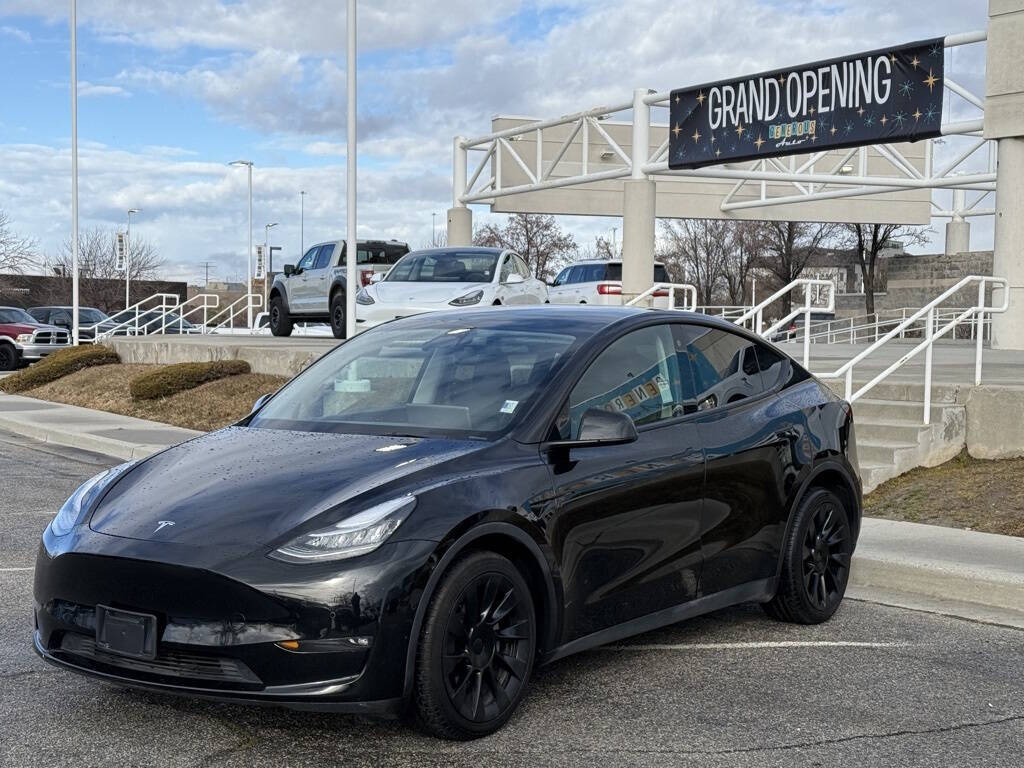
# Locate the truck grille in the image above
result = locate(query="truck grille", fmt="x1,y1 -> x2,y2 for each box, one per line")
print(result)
33,330 -> 70,345
59,633 -> 262,687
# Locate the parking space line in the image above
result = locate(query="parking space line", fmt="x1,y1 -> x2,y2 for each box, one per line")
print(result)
600,641 -> 905,651
0,567 -> 33,572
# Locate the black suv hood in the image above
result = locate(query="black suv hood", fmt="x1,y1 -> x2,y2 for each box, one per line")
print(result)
89,427 -> 484,547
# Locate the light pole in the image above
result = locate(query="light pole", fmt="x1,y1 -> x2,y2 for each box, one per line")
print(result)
229,160 -> 254,328
126,208 -> 140,309
70,0 -> 80,346
263,222 -> 278,312
300,190 -> 306,256
432,212 -> 437,247
345,0 -> 357,338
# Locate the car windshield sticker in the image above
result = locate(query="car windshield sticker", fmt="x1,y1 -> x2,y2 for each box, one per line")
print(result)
500,400 -> 519,414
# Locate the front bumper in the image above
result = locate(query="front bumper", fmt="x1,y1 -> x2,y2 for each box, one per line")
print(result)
19,343 -> 70,361
33,534 -> 438,712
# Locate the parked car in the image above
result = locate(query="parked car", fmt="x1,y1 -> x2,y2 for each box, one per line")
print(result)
28,306 -> 112,342
770,311 -> 837,342
34,305 -> 860,739
0,306 -> 70,370
355,247 -> 547,331
269,239 -> 410,339
104,309 -> 198,336
547,259 -> 675,306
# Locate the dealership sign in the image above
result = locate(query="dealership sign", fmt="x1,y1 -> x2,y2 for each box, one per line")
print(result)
669,38 -> 945,169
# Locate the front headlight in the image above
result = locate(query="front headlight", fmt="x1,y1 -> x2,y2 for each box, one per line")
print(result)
270,496 -> 416,563
355,288 -> 375,305
449,289 -> 484,307
49,462 -> 135,537
16,333 -> 33,343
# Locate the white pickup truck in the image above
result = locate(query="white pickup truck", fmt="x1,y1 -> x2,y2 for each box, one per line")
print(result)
267,239 -> 408,338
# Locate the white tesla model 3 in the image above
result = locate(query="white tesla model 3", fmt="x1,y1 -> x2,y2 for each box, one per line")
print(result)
355,247 -> 549,330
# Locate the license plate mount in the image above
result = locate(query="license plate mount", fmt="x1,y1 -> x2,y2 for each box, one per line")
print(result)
95,605 -> 158,660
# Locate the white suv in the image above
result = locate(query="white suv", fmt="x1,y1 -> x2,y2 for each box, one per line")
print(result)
547,260 -> 674,306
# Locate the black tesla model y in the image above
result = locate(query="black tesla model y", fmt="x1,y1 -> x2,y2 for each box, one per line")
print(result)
34,306 -> 861,739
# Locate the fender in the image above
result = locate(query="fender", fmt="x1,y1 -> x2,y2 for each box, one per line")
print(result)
328,277 -> 348,301
400,521 -> 560,701
268,281 -> 291,314
774,455 -> 862,581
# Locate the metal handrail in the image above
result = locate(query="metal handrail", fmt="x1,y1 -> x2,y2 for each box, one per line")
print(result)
732,278 -> 836,369
624,282 -> 698,311
146,294 -> 221,335
818,276 -> 1010,424
205,294 -> 265,331
90,293 -> 181,340
799,307 -> 990,345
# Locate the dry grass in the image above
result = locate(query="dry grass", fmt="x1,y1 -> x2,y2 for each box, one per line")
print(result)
0,345 -> 119,393
25,363 -> 288,432
865,451 -> 1024,538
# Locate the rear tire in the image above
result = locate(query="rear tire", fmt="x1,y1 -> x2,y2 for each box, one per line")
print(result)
330,292 -> 347,339
764,488 -> 852,624
269,296 -> 293,337
415,552 -> 536,740
0,342 -> 19,371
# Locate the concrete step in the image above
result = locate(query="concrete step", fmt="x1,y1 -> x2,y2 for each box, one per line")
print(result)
857,439 -> 921,465
824,379 -> 964,405
853,420 -> 926,444
851,398 -> 946,423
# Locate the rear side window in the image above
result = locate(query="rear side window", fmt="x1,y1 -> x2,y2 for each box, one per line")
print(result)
756,344 -> 809,390
673,325 -> 768,410
653,265 -> 670,283
602,263 -> 670,282
581,264 -> 606,282
313,244 -> 335,269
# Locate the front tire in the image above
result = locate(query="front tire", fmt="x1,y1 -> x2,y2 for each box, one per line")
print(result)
415,552 -> 536,740
764,488 -> 852,624
330,292 -> 346,339
0,342 -> 19,371
269,296 -> 293,337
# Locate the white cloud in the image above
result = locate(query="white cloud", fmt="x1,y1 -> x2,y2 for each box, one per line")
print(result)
1,24 -> 30,42
78,80 -> 131,98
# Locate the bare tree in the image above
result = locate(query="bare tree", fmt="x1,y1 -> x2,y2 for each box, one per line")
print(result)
45,226 -> 165,311
0,210 -> 40,273
754,221 -> 837,314
841,223 -> 930,315
658,219 -> 732,305
721,221 -> 762,306
473,213 -> 577,281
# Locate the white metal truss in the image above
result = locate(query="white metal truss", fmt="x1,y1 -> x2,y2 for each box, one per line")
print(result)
454,31 -> 992,216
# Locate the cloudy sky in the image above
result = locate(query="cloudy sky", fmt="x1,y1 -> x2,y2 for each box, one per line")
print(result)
0,0 -> 991,285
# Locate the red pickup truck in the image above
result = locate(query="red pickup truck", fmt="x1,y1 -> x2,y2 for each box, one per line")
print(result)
0,306 -> 71,371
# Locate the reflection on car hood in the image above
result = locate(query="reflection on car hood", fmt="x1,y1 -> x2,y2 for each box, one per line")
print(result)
88,426 -> 485,547
371,281 -> 491,306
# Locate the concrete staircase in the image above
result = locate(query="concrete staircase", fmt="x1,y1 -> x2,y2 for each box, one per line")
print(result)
826,380 -> 967,493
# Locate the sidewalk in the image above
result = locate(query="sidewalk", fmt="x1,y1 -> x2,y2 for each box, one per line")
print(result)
1,392 -> 1021,628
0,393 -> 201,461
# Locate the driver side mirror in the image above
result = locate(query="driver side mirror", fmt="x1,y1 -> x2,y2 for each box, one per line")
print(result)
505,272 -> 525,285
546,408 -> 638,453
283,264 -> 297,277
369,271 -> 385,284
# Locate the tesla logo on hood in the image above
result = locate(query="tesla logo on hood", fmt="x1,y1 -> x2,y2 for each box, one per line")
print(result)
153,520 -> 176,534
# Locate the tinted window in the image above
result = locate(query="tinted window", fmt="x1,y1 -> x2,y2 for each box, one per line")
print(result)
552,268 -> 570,286
582,264 -> 606,282
313,244 -> 334,269
500,255 -> 515,282
756,344 -> 809,390
0,308 -> 35,324
673,325 -> 766,410
602,264 -> 671,282
251,326 -> 577,438
28,308 -> 48,322
386,251 -> 499,283
568,325 -> 683,438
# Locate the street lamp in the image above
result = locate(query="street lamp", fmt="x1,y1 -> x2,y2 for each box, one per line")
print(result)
264,222 -> 278,312
126,208 -> 140,309
70,0 -> 80,345
229,160 -> 254,328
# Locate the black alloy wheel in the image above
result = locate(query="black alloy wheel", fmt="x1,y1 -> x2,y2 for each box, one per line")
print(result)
415,552 -> 536,739
330,292 -> 346,339
0,343 -> 18,371
764,488 -> 852,624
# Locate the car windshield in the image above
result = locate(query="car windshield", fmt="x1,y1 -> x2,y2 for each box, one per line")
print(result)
251,324 -> 578,438
79,308 -> 108,324
0,308 -> 35,324
385,251 -> 499,283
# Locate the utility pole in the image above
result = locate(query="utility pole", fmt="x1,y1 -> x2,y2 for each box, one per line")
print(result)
126,207 -> 139,309
198,261 -> 215,287
70,0 -> 80,346
432,212 -> 437,247
229,160 -> 254,328
300,190 -> 306,255
345,0 -> 357,338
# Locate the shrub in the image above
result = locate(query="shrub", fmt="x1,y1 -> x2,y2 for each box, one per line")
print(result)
0,345 -> 120,393
130,360 -> 251,401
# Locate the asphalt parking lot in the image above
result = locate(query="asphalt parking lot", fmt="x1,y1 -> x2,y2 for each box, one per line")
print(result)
1,429 -> 1021,767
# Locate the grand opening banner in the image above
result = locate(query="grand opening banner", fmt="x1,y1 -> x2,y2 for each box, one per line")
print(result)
668,38 -> 945,169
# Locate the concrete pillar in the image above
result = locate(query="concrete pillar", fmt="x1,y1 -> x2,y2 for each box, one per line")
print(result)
447,207 -> 473,246
991,137 -> 1024,348
621,179 -> 656,301
986,0 -> 1024,349
944,219 -> 970,255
